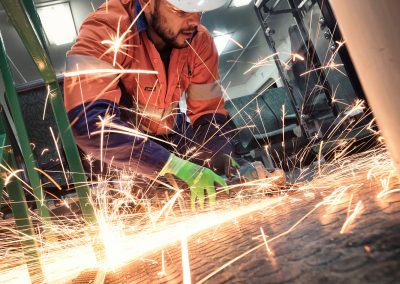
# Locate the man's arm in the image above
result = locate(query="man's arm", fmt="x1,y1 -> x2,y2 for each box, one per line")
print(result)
64,2 -> 170,177
67,100 -> 170,176
185,28 -> 236,174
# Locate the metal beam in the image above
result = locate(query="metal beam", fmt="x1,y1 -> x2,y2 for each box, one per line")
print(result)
0,31 -> 51,220
0,111 -> 44,283
0,0 -> 95,221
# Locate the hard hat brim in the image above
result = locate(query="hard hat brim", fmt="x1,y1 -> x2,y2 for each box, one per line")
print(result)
166,0 -> 228,13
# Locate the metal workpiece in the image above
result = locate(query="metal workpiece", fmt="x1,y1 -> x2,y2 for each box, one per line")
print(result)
286,0 -> 339,116
329,0 -> 400,173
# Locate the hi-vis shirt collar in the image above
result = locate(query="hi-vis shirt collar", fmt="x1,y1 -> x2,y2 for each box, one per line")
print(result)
135,2 -> 148,33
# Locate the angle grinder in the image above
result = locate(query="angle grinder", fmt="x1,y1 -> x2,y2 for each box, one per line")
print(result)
224,161 -> 286,196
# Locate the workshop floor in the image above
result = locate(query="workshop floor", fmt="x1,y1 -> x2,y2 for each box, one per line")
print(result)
66,149 -> 400,284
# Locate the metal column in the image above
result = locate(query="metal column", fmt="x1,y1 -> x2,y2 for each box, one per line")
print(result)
0,32 -> 51,221
0,0 -> 95,221
254,3 -> 308,137
329,0 -> 400,173
0,110 -> 44,283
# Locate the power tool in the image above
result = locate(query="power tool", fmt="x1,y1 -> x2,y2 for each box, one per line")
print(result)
224,161 -> 286,196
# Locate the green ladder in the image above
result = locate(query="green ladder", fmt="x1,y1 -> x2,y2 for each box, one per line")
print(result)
0,0 -> 98,282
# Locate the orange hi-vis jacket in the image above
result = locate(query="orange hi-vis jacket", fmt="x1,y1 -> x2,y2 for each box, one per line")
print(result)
64,0 -> 228,136
63,0 -> 231,176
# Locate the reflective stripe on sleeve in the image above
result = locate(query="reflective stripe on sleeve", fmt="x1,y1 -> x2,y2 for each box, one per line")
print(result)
187,81 -> 223,100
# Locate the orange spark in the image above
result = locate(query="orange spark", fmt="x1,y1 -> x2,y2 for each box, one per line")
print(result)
260,227 -> 274,256
292,53 -> 305,62
157,250 -> 166,277
213,30 -> 244,49
4,169 -> 24,186
101,16 -> 133,66
49,127 -> 70,189
377,188 -> 400,199
300,62 -> 345,77
243,53 -> 279,75
100,2 -> 151,66
34,167 -> 62,191
340,200 -> 363,234
181,234 -> 191,284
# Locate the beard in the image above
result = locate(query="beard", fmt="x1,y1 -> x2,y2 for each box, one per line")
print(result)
150,3 -> 197,49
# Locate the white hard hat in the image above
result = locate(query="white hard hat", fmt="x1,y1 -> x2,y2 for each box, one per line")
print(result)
166,0 -> 228,12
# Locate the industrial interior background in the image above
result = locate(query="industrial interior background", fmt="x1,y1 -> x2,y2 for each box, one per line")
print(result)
0,0 -> 399,283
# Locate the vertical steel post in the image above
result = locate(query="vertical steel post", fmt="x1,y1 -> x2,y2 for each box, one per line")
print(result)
0,0 -> 95,221
47,80 -> 95,221
0,113 -> 44,283
286,0 -> 340,117
329,0 -> 400,172
0,32 -> 51,220
5,153 -> 44,284
254,3 -> 309,137
21,0 -> 50,56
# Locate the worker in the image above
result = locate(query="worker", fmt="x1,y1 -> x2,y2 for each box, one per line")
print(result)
64,0 -> 248,208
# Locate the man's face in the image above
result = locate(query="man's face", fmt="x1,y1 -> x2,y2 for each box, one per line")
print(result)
149,0 -> 202,48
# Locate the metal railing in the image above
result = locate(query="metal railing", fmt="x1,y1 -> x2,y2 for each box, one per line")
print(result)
0,0 -> 97,282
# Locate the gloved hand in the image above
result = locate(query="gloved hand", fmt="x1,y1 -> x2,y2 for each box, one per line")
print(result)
224,155 -> 264,182
237,161 -> 286,186
223,154 -> 241,178
238,161 -> 266,182
160,154 -> 228,209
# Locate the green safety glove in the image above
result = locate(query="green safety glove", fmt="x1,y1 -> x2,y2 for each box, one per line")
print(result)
226,156 -> 266,182
160,154 -> 228,209
224,154 -> 241,178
